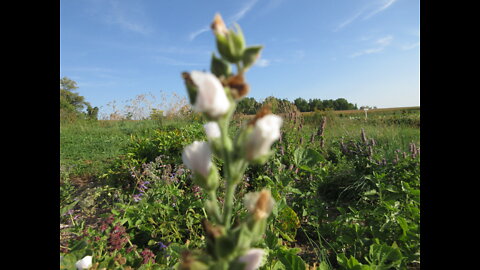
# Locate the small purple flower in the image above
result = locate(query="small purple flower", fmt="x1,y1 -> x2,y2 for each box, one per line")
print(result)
133,193 -> 144,202
158,242 -> 168,249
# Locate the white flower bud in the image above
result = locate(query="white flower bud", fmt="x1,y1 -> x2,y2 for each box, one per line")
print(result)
182,141 -> 212,178
190,71 -> 230,118
245,114 -> 283,161
203,122 -> 221,140
237,248 -> 265,270
75,255 -> 92,270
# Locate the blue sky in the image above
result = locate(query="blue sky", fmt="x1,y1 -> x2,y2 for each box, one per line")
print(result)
60,0 -> 419,117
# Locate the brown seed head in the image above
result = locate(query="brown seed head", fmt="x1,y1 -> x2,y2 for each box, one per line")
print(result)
254,190 -> 273,220
227,74 -> 250,99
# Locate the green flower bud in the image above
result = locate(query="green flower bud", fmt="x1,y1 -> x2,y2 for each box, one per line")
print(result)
212,13 -> 246,64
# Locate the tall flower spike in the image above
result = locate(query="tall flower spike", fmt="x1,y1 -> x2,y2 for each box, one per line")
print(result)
189,71 -> 230,119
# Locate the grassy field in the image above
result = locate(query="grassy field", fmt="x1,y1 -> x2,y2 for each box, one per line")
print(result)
60,107 -> 419,180
60,107 -> 420,269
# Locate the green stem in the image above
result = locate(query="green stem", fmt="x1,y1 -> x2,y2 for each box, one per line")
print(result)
208,190 -> 222,224
223,182 -> 237,229
217,103 -> 238,229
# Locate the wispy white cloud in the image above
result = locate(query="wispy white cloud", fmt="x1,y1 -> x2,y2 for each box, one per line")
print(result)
350,35 -> 393,58
188,0 -> 259,41
334,0 -> 398,32
255,59 -> 270,67
363,0 -> 398,19
85,0 -> 153,35
229,0 -> 260,22
376,35 -> 394,46
334,9 -> 365,32
188,26 -> 210,41
401,42 -> 420,50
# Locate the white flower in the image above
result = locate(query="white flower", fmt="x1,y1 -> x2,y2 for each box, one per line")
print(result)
190,71 -> 230,118
245,114 -> 283,161
237,248 -> 265,270
75,255 -> 92,270
244,189 -> 275,220
203,122 -> 221,140
182,141 -> 212,178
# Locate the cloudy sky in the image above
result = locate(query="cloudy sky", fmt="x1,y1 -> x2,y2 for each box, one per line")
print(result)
60,0 -> 419,115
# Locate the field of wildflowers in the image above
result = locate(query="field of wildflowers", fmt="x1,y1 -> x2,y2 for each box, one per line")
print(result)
60,14 -> 420,270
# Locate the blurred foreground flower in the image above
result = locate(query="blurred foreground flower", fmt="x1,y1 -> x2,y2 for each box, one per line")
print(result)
244,189 -> 275,220
204,121 -> 221,140
75,255 -> 92,270
237,249 -> 265,270
183,71 -> 230,119
245,114 -> 283,161
182,141 -> 213,178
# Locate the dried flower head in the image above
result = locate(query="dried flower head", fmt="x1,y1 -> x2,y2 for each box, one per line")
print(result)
211,13 -> 228,37
226,74 -> 249,99
244,189 -> 275,220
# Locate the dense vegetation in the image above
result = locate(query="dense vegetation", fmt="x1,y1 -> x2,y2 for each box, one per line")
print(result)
60,104 -> 420,269
235,97 -> 358,115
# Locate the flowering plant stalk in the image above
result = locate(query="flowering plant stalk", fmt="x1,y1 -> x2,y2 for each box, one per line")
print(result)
178,14 -> 283,270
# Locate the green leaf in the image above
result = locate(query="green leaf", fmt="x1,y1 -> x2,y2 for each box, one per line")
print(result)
265,229 -> 279,249
336,254 -> 370,270
276,206 -> 300,241
293,147 -> 324,169
211,53 -> 231,78
60,254 -> 78,270
278,251 -> 306,270
242,45 -> 263,70
318,261 -> 331,270
368,243 -> 403,269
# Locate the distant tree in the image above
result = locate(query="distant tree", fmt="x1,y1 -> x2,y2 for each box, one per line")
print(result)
262,96 -> 281,113
60,77 -> 95,121
308,98 -> 324,111
294,98 -> 309,112
333,98 -> 356,110
322,99 -> 335,110
86,105 -> 99,120
237,97 -> 260,115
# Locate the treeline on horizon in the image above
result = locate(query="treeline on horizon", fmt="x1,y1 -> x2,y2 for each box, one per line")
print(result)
236,96 -> 358,115
61,76 -> 362,122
